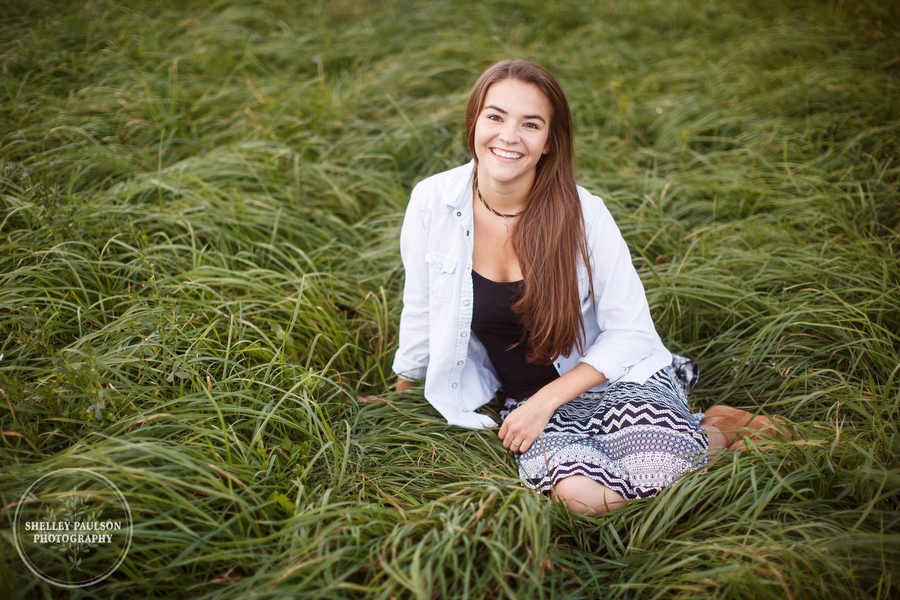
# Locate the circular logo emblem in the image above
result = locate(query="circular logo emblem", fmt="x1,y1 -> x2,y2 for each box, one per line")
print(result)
12,468 -> 133,588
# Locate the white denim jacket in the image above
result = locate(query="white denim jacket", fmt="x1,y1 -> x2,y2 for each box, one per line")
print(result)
392,161 -> 672,429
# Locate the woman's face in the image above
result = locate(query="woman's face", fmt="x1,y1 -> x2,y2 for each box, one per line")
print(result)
473,79 -> 552,193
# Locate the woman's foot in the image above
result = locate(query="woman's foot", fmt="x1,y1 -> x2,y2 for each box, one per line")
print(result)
701,405 -> 792,451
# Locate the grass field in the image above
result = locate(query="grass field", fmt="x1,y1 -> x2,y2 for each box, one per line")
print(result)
1,0 -> 899,597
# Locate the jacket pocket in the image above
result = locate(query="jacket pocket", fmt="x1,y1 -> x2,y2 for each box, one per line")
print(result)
425,252 -> 457,303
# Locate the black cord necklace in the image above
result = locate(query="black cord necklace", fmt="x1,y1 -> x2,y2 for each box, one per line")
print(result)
475,173 -> 522,232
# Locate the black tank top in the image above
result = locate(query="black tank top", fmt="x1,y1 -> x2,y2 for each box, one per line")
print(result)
470,270 -> 560,400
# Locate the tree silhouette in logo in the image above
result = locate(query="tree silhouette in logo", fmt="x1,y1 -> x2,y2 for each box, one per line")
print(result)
44,487 -> 101,572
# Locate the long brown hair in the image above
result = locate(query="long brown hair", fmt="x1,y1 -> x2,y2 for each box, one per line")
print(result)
465,59 -> 593,364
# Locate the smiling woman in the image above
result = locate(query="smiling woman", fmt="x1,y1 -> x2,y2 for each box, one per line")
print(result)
472,79 -> 551,205
391,59 -> 784,516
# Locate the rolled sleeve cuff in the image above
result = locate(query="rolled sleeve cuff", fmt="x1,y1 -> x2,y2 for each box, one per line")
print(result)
578,346 -> 625,383
392,354 -> 428,382
445,410 -> 498,429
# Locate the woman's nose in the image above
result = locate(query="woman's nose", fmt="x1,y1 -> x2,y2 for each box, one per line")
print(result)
498,123 -> 519,144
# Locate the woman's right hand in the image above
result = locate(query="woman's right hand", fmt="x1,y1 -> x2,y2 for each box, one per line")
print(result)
394,377 -> 416,392
356,377 -> 416,403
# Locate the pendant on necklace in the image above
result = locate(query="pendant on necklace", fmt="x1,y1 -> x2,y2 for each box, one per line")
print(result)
503,218 -> 509,232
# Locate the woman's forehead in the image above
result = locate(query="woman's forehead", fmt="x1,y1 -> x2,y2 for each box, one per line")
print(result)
482,79 -> 553,119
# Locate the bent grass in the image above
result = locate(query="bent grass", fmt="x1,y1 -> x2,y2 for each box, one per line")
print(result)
1,0 -> 898,597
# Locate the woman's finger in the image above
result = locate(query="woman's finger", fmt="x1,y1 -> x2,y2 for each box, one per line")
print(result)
513,436 -> 535,453
502,422 -> 527,452
500,420 -> 520,447
504,421 -> 541,453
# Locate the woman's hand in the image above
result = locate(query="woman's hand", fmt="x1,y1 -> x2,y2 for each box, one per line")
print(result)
355,377 -> 417,403
394,378 -> 416,392
498,363 -> 608,453
498,394 -> 558,453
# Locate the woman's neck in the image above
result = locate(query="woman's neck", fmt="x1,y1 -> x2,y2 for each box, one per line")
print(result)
475,165 -> 533,214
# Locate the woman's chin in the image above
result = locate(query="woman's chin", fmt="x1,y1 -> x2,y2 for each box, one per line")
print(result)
478,163 -> 535,188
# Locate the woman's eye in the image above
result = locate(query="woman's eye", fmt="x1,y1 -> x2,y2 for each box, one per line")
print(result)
487,114 -> 501,122
524,122 -> 539,129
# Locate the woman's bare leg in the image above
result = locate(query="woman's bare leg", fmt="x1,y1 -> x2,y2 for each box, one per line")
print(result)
552,475 -> 628,516
703,423 -> 728,454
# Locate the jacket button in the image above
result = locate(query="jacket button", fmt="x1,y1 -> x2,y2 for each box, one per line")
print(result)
457,211 -> 462,216
457,361 -> 464,366
437,263 -> 443,269
463,300 -> 470,306
451,383 -> 458,388
461,332 -> 467,338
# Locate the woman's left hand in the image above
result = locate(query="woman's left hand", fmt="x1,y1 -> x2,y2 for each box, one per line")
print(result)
498,363 -> 607,454
498,395 -> 558,454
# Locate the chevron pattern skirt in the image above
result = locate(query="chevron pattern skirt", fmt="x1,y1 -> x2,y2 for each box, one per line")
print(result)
500,364 -> 708,500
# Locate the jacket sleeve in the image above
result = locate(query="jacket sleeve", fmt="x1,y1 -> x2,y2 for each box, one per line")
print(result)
577,196 -> 657,382
391,184 -> 431,381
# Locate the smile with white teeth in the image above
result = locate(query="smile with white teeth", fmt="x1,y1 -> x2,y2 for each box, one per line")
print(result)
491,148 -> 523,159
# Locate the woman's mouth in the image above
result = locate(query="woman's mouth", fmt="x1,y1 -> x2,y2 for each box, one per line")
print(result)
491,148 -> 523,159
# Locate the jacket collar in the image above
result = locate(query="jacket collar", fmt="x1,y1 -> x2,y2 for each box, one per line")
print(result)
442,160 -> 476,210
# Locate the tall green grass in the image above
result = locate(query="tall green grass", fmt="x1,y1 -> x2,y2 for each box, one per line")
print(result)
1,0 -> 898,597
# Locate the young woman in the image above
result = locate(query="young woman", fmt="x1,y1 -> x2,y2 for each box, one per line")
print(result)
391,59 -> 776,515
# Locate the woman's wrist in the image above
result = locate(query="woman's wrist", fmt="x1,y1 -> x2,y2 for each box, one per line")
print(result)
395,377 -> 417,392
527,386 -> 571,412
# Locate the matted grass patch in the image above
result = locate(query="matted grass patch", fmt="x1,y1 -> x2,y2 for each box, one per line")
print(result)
1,0 -> 898,597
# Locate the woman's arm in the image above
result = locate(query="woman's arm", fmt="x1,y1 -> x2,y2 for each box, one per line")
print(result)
391,184 -> 432,383
576,196 -> 657,381
500,194 -> 658,453
395,377 -> 417,392
498,362 -> 606,452
359,188 -> 430,404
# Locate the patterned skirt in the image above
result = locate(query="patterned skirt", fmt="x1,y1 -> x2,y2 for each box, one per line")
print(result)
499,360 -> 708,500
